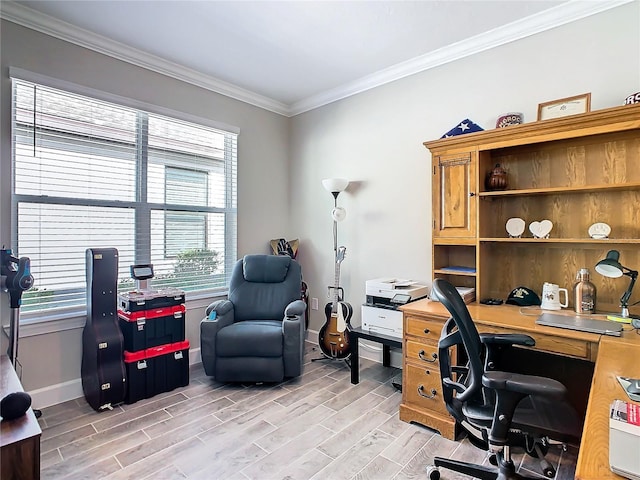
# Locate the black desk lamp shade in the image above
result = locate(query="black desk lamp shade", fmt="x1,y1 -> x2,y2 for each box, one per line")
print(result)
595,250 -> 638,320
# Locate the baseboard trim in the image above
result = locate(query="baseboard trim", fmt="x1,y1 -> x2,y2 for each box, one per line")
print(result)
30,346 -> 204,409
29,378 -> 84,410
28,336 -> 398,409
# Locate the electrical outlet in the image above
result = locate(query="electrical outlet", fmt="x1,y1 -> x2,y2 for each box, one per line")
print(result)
311,297 -> 319,310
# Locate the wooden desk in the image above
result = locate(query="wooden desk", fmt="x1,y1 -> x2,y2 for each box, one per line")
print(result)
1,355 -> 41,480
575,334 -> 640,480
399,299 -> 640,480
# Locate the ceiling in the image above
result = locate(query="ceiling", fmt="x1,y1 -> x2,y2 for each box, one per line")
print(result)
1,1 -> 628,116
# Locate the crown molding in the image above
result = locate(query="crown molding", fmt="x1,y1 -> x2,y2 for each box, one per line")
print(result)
1,0 -> 633,118
288,0 -> 634,116
0,1 -> 290,116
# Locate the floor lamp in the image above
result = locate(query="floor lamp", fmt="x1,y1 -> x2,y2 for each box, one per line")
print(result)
313,178 -> 351,363
322,178 -> 349,261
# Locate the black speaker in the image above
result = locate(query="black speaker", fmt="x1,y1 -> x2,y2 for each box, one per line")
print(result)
1,391 -> 32,421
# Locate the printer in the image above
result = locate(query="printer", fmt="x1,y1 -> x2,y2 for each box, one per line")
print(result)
362,278 -> 429,338
365,278 -> 429,309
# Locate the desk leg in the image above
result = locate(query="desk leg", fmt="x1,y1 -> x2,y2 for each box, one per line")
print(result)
350,334 -> 360,385
382,345 -> 391,367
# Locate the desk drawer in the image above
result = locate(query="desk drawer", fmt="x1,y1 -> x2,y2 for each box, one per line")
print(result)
479,324 -> 592,360
405,340 -> 440,367
404,316 -> 444,343
404,363 -> 447,415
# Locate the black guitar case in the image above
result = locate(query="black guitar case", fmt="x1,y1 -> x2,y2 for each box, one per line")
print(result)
81,248 -> 126,411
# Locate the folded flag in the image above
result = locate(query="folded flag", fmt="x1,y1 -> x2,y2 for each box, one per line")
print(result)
441,119 -> 484,138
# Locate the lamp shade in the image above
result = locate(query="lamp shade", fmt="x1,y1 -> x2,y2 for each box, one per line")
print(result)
595,250 -> 624,278
322,178 -> 349,194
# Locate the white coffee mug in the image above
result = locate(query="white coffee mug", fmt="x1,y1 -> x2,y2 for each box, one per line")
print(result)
541,282 -> 569,310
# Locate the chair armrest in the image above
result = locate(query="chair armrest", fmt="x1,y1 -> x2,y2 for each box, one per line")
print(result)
482,371 -> 568,445
205,299 -> 234,318
285,299 -> 306,318
483,371 -> 567,398
282,310 -> 305,378
480,333 -> 535,371
200,300 -> 234,376
479,333 -> 535,348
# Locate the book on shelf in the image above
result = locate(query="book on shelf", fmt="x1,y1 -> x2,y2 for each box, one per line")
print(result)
432,286 -> 475,305
439,265 -> 476,274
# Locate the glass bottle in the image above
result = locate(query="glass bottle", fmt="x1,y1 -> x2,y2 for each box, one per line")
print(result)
573,268 -> 596,314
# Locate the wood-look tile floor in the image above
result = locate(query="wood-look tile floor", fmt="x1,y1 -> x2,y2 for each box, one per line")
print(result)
37,341 -> 578,480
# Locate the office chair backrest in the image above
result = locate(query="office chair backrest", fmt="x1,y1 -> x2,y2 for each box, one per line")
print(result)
432,278 -> 485,406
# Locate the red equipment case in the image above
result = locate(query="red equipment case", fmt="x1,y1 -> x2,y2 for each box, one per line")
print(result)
123,340 -> 190,404
118,288 -> 185,313
118,304 -> 186,352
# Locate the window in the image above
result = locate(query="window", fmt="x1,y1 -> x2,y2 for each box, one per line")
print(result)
11,78 -> 237,316
164,166 -> 208,257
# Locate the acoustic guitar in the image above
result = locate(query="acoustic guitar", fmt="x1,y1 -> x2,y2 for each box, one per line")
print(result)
318,246 -> 353,359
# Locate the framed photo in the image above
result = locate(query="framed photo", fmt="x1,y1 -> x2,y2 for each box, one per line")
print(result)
537,93 -> 591,121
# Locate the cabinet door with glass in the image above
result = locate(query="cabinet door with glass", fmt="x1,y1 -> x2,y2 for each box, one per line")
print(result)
432,151 -> 477,238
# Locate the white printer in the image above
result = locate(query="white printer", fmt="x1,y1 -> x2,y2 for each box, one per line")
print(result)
362,278 -> 429,338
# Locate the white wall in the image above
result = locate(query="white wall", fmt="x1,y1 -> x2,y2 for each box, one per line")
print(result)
0,20 -> 291,402
1,2 -> 638,406
289,2 -> 640,333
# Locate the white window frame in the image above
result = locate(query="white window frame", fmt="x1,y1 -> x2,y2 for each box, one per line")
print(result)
9,68 -> 239,333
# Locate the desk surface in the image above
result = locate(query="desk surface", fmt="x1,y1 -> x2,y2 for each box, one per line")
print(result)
1,355 -> 41,447
1,354 -> 42,480
575,335 -> 640,480
400,299 -> 640,480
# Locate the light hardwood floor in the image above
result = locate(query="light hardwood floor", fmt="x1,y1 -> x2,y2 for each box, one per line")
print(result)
37,341 -> 578,480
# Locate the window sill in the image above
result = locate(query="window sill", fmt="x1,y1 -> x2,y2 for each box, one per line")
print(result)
3,288 -> 228,338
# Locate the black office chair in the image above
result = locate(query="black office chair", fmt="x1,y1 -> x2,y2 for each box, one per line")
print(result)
427,279 -> 582,480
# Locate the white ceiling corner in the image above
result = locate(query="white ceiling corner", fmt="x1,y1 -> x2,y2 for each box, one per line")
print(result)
1,0 -> 633,117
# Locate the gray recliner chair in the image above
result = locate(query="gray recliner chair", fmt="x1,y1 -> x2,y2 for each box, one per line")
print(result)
200,254 -> 306,383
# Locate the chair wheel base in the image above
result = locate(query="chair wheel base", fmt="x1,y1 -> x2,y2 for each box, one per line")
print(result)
425,465 -> 440,480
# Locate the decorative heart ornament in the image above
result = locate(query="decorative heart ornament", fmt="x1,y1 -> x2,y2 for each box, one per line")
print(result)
529,220 -> 553,238
505,217 -> 525,237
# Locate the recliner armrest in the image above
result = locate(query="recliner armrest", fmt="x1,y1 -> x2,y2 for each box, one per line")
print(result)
205,299 -> 234,318
479,333 -> 535,348
200,299 -> 235,376
285,299 -> 306,318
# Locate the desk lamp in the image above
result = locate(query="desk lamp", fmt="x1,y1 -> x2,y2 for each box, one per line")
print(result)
595,250 -> 640,327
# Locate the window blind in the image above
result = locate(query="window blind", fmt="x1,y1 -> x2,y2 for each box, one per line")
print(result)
11,79 -> 237,315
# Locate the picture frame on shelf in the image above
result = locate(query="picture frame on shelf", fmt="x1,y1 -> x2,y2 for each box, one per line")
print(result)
537,93 -> 591,121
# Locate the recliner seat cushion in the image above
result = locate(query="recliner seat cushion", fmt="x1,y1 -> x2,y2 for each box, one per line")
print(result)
216,321 -> 283,357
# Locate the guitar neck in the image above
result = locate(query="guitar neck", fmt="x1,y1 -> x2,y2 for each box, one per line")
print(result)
332,260 -> 341,312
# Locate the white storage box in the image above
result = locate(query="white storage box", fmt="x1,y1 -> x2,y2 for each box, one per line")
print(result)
610,399 -> 640,480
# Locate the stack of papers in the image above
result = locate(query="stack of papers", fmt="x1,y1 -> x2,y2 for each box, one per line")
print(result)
432,286 -> 476,305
